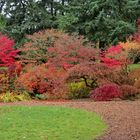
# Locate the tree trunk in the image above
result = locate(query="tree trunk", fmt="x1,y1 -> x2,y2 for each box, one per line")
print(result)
50,0 -> 54,16
61,0 -> 65,15
137,19 -> 140,34
99,41 -> 106,49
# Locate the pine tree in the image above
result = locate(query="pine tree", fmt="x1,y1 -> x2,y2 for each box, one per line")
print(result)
58,0 -> 140,48
0,0 -> 67,44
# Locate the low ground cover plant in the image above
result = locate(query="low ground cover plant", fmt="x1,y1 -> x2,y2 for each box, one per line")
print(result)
68,81 -> 90,99
0,91 -> 30,102
90,84 -> 122,101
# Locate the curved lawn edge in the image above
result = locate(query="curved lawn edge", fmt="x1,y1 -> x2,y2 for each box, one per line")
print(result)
0,105 -> 107,140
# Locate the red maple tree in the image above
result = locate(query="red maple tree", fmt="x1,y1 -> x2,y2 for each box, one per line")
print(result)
100,45 -> 128,68
0,33 -> 19,67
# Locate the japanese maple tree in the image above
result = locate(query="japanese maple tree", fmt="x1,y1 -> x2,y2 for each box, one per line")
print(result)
46,40 -> 98,70
0,33 -> 19,67
19,29 -> 99,69
100,45 -> 128,68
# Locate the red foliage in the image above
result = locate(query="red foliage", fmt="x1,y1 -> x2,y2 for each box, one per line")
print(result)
0,33 -> 19,67
100,45 -> 128,68
46,39 -> 98,70
17,30 -> 99,99
66,62 -> 114,88
15,65 -> 48,94
67,61 -> 134,87
137,19 -> 140,25
19,29 -> 98,68
133,33 -> 140,43
90,84 -> 122,101
45,32 -> 98,70
8,61 -> 23,78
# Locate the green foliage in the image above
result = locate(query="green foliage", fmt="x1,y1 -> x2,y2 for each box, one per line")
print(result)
0,15 -> 6,30
0,67 -> 7,70
1,0 -> 55,43
57,14 -> 79,31
68,81 -> 90,99
58,0 -> 140,48
0,106 -> 107,140
18,29 -> 67,64
35,94 -> 47,100
0,0 -> 69,44
1,0 -> 139,47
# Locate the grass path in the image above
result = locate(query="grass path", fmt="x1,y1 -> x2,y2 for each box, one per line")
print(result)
0,105 -> 106,140
128,64 -> 140,71
0,100 -> 140,140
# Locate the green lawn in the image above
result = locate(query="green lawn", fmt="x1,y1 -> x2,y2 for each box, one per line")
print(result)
0,106 -> 106,140
128,64 -> 140,71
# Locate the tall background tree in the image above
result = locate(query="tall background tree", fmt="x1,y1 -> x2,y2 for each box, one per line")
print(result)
58,0 -> 140,48
1,0 -> 53,43
0,0 -> 140,48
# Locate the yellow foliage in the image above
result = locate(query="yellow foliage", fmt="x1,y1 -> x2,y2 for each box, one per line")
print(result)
120,40 -> 140,51
0,91 -> 31,102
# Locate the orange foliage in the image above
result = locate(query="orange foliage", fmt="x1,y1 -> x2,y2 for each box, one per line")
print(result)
120,40 -> 140,52
121,85 -> 140,99
15,64 -> 68,98
0,71 -> 9,93
129,68 -> 140,89
119,40 -> 140,63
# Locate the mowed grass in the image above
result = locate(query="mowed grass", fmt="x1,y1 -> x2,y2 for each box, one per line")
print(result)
0,106 -> 107,140
128,64 -> 140,71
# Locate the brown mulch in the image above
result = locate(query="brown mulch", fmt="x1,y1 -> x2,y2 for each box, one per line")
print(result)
0,100 -> 140,140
